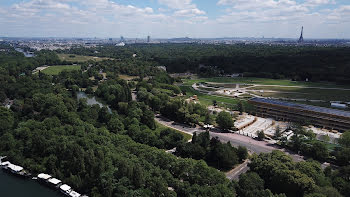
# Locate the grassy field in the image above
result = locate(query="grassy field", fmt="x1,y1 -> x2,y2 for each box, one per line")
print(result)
246,86 -> 350,101
182,77 -> 350,88
41,65 -> 81,75
182,77 -> 350,104
58,54 -> 111,62
156,122 -> 192,141
118,75 -> 139,81
180,85 -> 240,106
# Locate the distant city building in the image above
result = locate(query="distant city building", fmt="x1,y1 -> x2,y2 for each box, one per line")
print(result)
115,42 -> 125,47
249,98 -> 350,132
120,36 -> 124,42
147,35 -> 151,43
298,26 -> 304,43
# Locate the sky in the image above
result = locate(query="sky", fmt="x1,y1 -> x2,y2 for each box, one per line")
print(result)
0,0 -> 349,38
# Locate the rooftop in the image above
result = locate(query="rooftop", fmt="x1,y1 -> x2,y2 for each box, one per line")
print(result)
250,98 -> 350,118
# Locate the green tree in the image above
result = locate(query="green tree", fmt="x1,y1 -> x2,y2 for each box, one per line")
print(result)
237,146 -> 248,162
274,125 -> 281,138
339,131 -> 350,147
0,107 -> 14,134
107,117 -> 124,134
216,111 -> 234,131
237,101 -> 245,115
310,141 -> 329,161
257,130 -> 265,141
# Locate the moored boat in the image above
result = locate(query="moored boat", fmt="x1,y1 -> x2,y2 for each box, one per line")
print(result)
60,184 -> 72,196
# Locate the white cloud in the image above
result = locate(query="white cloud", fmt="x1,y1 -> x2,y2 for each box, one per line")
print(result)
0,0 -> 349,38
158,0 -> 195,9
174,8 -> 206,17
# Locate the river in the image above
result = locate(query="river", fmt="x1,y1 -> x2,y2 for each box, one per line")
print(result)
0,170 -> 61,197
15,48 -> 35,57
0,92 -> 110,197
77,92 -> 112,113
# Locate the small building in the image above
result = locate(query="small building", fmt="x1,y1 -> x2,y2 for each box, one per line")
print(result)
115,42 -> 125,47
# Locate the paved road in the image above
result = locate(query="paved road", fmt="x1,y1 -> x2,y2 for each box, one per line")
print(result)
225,160 -> 250,181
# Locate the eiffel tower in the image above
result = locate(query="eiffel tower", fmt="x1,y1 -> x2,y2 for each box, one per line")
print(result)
298,26 -> 304,43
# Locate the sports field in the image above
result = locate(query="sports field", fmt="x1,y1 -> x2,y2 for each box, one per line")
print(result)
41,65 -> 81,75
58,54 -> 111,62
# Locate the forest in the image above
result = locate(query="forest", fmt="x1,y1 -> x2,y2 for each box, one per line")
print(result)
60,43 -> 350,84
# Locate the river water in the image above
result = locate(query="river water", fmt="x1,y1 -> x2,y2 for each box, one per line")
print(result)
15,48 -> 35,57
0,170 -> 61,197
0,92 -> 110,197
77,91 -> 112,113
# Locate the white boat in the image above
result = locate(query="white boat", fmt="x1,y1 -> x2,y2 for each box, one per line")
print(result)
60,184 -> 72,196
37,173 -> 52,181
47,178 -> 62,188
69,190 -> 81,197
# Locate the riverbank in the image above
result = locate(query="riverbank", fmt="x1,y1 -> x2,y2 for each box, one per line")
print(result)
0,169 -> 61,197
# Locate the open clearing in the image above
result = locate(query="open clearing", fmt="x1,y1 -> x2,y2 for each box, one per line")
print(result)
183,77 -> 350,104
118,75 -> 139,81
180,85 -> 240,106
41,65 -> 81,75
58,54 -> 111,62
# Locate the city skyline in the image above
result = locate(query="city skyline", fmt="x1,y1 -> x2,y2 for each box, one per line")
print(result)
0,0 -> 349,39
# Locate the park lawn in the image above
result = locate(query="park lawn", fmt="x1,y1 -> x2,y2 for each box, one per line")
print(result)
118,74 -> 139,81
155,122 -> 192,141
246,86 -> 350,101
58,54 -> 111,62
180,85 -> 240,106
41,65 -> 81,75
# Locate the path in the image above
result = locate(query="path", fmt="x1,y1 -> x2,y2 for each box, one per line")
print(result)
225,160 -> 250,180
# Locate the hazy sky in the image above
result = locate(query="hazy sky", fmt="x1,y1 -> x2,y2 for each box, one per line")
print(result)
0,0 -> 349,38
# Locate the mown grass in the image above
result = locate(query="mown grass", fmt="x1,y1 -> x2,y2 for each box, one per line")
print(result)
247,86 -> 350,101
58,54 -> 111,62
41,65 -> 81,75
180,85 -> 240,106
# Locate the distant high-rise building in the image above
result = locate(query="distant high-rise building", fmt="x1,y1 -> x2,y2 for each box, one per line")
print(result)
120,36 -> 124,42
298,26 -> 304,43
109,38 -> 113,41
147,35 -> 150,43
